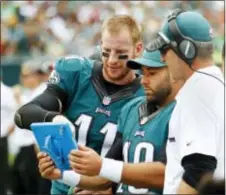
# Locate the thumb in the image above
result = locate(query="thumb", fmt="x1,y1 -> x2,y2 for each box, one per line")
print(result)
78,144 -> 89,151
52,115 -> 75,136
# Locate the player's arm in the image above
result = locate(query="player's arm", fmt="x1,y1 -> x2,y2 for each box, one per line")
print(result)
70,149 -> 165,189
120,162 -> 165,188
14,56 -> 84,130
67,132 -> 123,191
69,143 -> 166,189
120,144 -> 166,188
74,174 -> 112,191
37,152 -> 112,191
14,84 -> 68,129
37,131 -> 124,191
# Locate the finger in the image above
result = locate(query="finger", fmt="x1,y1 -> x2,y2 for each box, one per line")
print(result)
39,156 -> 52,164
69,160 -> 83,170
70,150 -> 76,156
42,166 -> 55,177
37,152 -> 47,159
78,144 -> 89,151
39,161 -> 54,172
70,150 -> 86,158
70,162 -> 84,169
69,155 -> 84,164
70,149 -> 78,154
70,161 -> 85,170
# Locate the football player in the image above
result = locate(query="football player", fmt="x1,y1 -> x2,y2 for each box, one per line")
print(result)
37,49 -> 184,194
14,15 -> 144,194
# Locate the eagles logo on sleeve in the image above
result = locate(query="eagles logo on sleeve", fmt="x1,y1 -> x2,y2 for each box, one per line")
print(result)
48,70 -> 60,84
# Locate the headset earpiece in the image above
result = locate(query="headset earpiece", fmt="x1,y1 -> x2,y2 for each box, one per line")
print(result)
179,40 -> 196,60
167,9 -> 197,66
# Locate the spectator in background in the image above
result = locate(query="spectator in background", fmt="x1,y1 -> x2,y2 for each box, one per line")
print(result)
13,59 -> 52,104
15,19 -> 46,56
10,59 -> 53,195
0,80 -> 17,195
1,1 -> 224,62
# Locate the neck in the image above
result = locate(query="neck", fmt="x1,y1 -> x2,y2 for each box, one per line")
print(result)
29,82 -> 42,90
184,59 -> 214,80
159,80 -> 184,107
102,70 -> 136,85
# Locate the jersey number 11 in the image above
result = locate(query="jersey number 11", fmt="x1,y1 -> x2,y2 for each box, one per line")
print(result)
74,114 -> 117,156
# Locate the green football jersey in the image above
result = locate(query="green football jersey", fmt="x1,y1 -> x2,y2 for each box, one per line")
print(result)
116,96 -> 176,194
49,55 -> 144,194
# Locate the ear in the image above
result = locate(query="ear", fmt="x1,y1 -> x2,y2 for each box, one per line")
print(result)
134,41 -> 144,58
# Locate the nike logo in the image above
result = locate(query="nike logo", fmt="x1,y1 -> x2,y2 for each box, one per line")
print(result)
186,141 -> 193,146
168,137 -> 176,142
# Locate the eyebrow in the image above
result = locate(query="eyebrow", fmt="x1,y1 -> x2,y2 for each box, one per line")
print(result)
103,48 -> 129,53
103,47 -> 111,52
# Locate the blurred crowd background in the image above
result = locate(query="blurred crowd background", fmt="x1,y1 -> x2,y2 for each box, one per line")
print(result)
1,1 -> 224,62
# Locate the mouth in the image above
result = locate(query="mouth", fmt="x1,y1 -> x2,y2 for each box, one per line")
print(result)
144,90 -> 153,95
144,88 -> 155,95
108,66 -> 122,70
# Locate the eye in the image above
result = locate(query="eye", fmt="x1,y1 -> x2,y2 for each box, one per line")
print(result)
118,54 -> 128,60
102,52 -> 109,58
149,72 -> 157,76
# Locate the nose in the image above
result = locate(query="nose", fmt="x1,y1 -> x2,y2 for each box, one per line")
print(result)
108,53 -> 118,64
141,75 -> 149,86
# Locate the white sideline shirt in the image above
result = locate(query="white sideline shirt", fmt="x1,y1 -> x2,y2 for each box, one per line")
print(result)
8,83 -> 47,155
164,66 -> 224,194
1,82 -> 17,137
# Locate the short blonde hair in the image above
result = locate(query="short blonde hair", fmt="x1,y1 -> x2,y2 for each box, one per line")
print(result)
101,15 -> 141,44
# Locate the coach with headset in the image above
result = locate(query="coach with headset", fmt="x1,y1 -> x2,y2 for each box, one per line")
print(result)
147,9 -> 224,194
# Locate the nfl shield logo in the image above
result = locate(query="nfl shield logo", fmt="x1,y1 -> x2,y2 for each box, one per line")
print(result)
102,96 -> 111,106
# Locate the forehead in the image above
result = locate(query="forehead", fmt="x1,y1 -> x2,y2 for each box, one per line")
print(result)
101,28 -> 133,50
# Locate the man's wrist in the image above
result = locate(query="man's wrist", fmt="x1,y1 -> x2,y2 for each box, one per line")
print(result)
58,170 -> 81,187
98,158 -> 123,183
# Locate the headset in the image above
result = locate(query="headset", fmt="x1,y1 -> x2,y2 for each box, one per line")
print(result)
157,9 -> 225,86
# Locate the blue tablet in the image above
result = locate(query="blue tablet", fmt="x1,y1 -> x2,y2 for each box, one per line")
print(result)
31,122 -> 77,171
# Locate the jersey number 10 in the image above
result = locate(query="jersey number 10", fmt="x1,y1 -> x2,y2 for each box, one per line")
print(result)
117,141 -> 154,194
